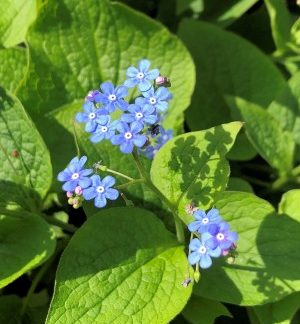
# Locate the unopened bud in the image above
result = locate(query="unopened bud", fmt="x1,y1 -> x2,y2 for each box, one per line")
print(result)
66,191 -> 73,198
73,203 -> 80,209
86,90 -> 99,101
75,186 -> 82,196
222,249 -> 229,256
226,256 -> 236,264
68,198 -> 74,205
193,269 -> 201,283
155,76 -> 171,87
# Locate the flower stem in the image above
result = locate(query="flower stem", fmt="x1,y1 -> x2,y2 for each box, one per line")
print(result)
103,167 -> 135,181
41,214 -> 77,233
131,149 -> 185,244
116,178 -> 145,189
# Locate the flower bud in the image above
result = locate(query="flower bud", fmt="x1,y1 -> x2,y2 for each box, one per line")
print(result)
75,186 -> 82,196
68,198 -> 74,205
155,76 -> 171,87
73,203 -> 80,209
193,269 -> 201,283
66,191 -> 73,198
85,90 -> 99,101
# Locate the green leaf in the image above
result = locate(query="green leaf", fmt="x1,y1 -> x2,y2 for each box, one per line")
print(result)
0,209 -> 56,288
251,292 -> 300,324
0,47 -> 27,92
0,0 -> 37,47
46,207 -> 192,323
0,295 -> 22,323
150,122 -> 242,224
227,96 -> 295,175
0,87 -> 52,201
227,177 -> 253,193
226,132 -> 257,161
18,0 -> 195,131
182,295 -> 231,324
264,0 -> 293,52
194,191 -> 300,305
278,189 -> 300,221
178,20 -> 285,130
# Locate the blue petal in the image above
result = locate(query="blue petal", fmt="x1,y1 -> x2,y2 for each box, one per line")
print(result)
100,81 -> 114,95
156,87 -> 171,100
111,134 -> 124,145
78,156 -> 88,168
219,221 -> 230,232
146,68 -> 159,80
121,114 -> 135,123
83,187 -> 97,200
199,254 -> 212,269
143,87 -> 154,98
57,170 -> 70,182
189,238 -> 201,250
130,121 -> 143,134
194,210 -> 206,220
220,240 -> 233,250
90,132 -> 105,143
76,112 -> 88,123
207,208 -> 221,223
85,121 -> 96,133
83,102 -> 94,113
80,168 -> 93,176
117,99 -> 129,111
91,174 -> 101,187
93,92 -> 107,103
69,156 -> 79,165
209,246 -> 222,258
187,221 -> 201,232
116,121 -> 129,134
188,251 -> 200,265
78,177 -> 92,189
201,232 -> 213,243
156,101 -> 168,113
205,237 -> 218,250
124,78 -> 138,88
120,141 -> 134,154
133,135 -> 147,148
62,180 -> 78,192
95,194 -> 107,208
95,115 -> 109,125
135,97 -> 146,106
138,59 -> 151,72
102,175 -> 116,188
144,114 -> 157,125
126,66 -> 139,77
116,85 -> 128,98
228,231 -> 238,243
139,80 -> 152,92
105,188 -> 119,200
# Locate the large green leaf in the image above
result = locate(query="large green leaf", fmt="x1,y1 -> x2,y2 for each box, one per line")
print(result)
46,207 -> 192,323
0,295 -> 22,323
278,189 -> 300,221
0,209 -> 56,288
251,292 -> 300,324
0,0 -> 36,47
178,20 -> 285,131
182,295 -> 231,324
0,47 -> 27,92
228,96 -> 295,175
0,87 -> 52,201
18,0 -> 195,131
194,191 -> 300,305
151,122 -> 242,224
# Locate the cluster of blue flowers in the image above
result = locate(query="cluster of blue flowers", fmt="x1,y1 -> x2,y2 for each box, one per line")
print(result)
57,156 -> 119,208
76,59 -> 173,157
187,208 -> 238,269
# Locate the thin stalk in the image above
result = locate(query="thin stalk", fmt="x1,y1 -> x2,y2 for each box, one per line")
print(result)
72,121 -> 81,157
116,178 -> 145,189
292,165 -> 300,177
131,149 -> 185,243
104,168 -> 134,181
42,214 -> 77,233
242,175 -> 271,188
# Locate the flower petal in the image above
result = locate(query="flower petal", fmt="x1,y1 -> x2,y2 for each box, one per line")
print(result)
188,251 -> 200,265
120,141 -> 134,154
117,99 -> 129,111
189,238 -> 201,250
138,59 -> 151,72
57,170 -> 70,182
124,78 -> 138,88
133,135 -> 147,148
139,80 -> 152,92
95,194 -> 107,208
83,187 -> 97,200
187,221 -> 201,232
146,68 -> 159,80
209,246 -> 222,258
100,81 -> 114,95
78,177 -> 92,189
126,66 -> 139,77
102,175 -> 116,188
62,180 -> 78,192
115,85 -> 128,98
199,254 -> 212,269
76,112 -> 88,123
194,209 -> 206,220
105,188 -> 119,200
90,132 -> 105,143
111,134 -> 124,145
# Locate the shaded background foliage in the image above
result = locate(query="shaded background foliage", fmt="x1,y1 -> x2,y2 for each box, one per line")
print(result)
0,0 -> 300,323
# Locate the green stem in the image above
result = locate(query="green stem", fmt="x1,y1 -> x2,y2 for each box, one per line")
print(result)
104,168 -> 134,181
116,178 -> 145,189
72,121 -> 81,157
242,175 -> 271,188
42,214 -> 77,233
131,149 -> 185,244
292,165 -> 300,177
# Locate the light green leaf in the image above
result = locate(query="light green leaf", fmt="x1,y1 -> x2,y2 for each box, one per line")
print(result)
227,177 -> 253,193
194,191 -> 300,305
0,0 -> 36,47
151,122 -> 242,224
227,96 -> 295,175
18,0 -> 195,131
264,0 -> 293,51
251,292 -> 300,324
0,295 -> 22,324
0,209 -> 56,288
182,295 -> 231,324
278,189 -> 300,221
0,87 -> 52,201
178,20 -> 285,132
226,132 -> 257,161
46,207 -> 192,323
0,47 -> 27,92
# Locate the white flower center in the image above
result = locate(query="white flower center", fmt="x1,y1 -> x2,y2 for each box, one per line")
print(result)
199,246 -> 207,254
137,72 -> 144,79
136,112 -> 143,119
71,172 -> 79,180
96,186 -> 105,193
202,217 -> 209,224
101,126 -> 108,133
217,233 -> 225,241
108,94 -> 117,101
124,132 -> 132,140
149,97 -> 157,104
88,112 -> 96,119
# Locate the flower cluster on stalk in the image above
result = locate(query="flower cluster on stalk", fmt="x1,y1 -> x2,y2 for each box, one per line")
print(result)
187,208 -> 238,270
75,59 -> 173,156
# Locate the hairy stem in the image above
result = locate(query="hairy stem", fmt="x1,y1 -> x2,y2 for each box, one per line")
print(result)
42,214 -> 77,233
104,168 -> 135,181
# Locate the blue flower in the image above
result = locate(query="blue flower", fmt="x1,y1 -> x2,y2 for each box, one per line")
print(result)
124,59 -> 159,92
82,175 -> 119,208
188,234 -> 222,269
76,101 -> 109,133
57,156 -> 93,192
121,104 -> 158,126
156,127 -> 173,146
85,90 -> 100,102
188,208 -> 222,233
136,86 -> 172,113
94,81 -> 128,112
206,222 -> 238,251
90,118 -> 118,143
111,122 -> 147,154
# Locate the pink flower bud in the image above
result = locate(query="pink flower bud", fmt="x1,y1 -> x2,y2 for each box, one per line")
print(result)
75,186 -> 82,196
66,191 -> 73,198
155,76 -> 171,87
222,250 -> 229,256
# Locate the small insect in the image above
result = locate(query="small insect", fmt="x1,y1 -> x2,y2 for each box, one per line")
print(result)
181,278 -> 193,288
11,149 -> 19,158
93,161 -> 102,171
148,124 -> 160,137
